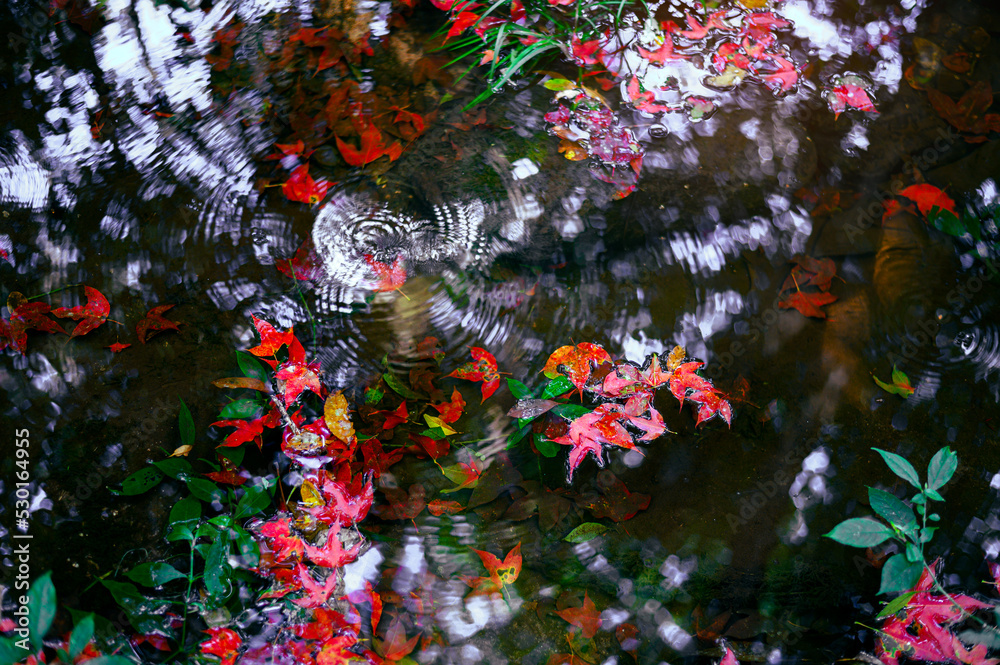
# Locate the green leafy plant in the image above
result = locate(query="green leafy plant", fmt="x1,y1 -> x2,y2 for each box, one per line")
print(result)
0,573 -> 131,665
825,446 -> 957,595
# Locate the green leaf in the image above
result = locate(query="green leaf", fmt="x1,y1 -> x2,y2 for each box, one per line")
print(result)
924,488 -> 945,502
926,447 -> 958,491
218,445 -> 245,466
905,542 -> 921,562
824,517 -> 895,547
231,525 -> 260,569
68,614 -> 95,659
543,78 -> 576,91
365,386 -> 384,404
506,378 -> 532,399
878,553 -> 924,595
564,522 -> 608,543
178,399 -> 195,448
534,433 -> 560,457
100,579 -> 164,634
383,372 -> 422,400
126,562 -> 187,587
868,487 -> 917,534
872,448 -> 922,489
873,367 -> 914,398
541,375 -> 574,400
218,398 -> 262,420
186,477 -> 225,504
237,351 -> 269,382
203,530 -> 231,600
235,481 -> 274,519
1,637 -> 23,665
875,591 -> 918,619
919,526 -> 938,543
27,572 -> 56,650
507,423 -> 532,449
552,404 -> 592,420
113,466 -> 165,496
153,457 -> 191,480
169,495 -> 201,524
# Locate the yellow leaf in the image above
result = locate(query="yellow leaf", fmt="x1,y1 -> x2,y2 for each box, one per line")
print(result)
324,391 -> 355,444
424,414 -> 457,435
666,345 -> 686,372
737,0 -> 768,8
169,445 -> 192,457
300,479 -> 324,507
211,377 -> 268,392
704,64 -> 746,89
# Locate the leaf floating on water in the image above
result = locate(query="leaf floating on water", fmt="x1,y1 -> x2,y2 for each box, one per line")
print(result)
52,285 -> 110,337
563,522 -> 608,543
136,304 -> 181,344
108,342 -> 131,353
778,290 -> 838,319
873,365 -> 915,398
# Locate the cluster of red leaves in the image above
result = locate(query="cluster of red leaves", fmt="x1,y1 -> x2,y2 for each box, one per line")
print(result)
876,563 -> 997,665
776,255 -> 838,319
537,343 -> 732,479
204,17 -> 439,207
926,81 -> 1000,143
544,90 -> 643,199
1,287 -> 180,354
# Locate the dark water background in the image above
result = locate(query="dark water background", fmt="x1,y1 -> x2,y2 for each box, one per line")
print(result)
2,0 -> 1000,661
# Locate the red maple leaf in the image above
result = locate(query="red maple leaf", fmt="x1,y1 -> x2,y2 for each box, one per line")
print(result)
898,184 -> 958,218
107,342 -> 131,353
276,238 -> 323,281
580,470 -> 651,521
136,304 -> 181,343
445,11 -> 481,43
778,290 -> 837,319
2,301 -> 67,353
292,562 -> 339,608
247,315 -> 296,357
926,81 -> 1000,136
199,627 -> 242,665
637,35 -> 688,64
448,346 -> 501,402
780,255 -> 837,293
212,407 -> 280,448
259,515 -> 306,562
375,401 -> 408,429
464,542 -> 521,596
757,54 -> 798,94
276,359 -> 324,406
601,353 -> 671,397
617,623 -> 640,658
282,164 -> 333,205
335,116 -> 403,166
721,647 -> 740,665
304,524 -> 361,568
440,457 -> 482,492
570,36 -> 603,65
376,484 -> 427,521
308,473 -> 375,526
375,617 -> 419,661
204,456 -> 246,485
827,83 -> 877,118
357,438 -> 405,477
542,342 -> 612,396
432,387 -> 466,423
52,286 -> 110,337
687,389 -> 733,427
669,362 -> 732,426
363,254 -> 407,292
555,591 -> 602,638
405,433 -> 451,459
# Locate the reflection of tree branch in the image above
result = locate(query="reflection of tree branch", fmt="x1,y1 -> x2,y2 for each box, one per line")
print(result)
270,394 -> 301,437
